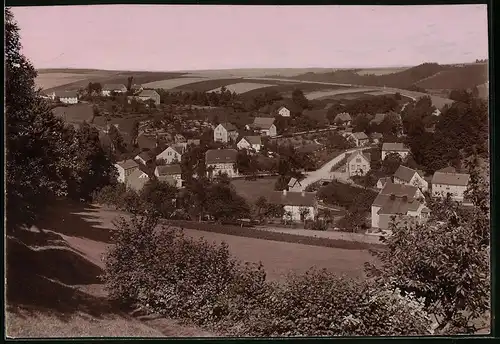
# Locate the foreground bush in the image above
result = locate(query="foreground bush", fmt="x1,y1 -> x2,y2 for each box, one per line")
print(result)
103,214 -> 433,336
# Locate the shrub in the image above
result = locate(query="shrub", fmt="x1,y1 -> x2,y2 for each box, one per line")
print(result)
104,214 -> 433,336
309,219 -> 328,231
92,183 -> 126,207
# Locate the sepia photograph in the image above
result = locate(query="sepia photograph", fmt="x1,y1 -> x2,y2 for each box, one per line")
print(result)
5,3 -> 490,338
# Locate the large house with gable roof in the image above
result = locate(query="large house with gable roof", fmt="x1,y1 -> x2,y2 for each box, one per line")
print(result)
431,168 -> 470,202
154,164 -> 183,188
346,150 -> 371,177
156,144 -> 185,164
214,122 -> 239,143
381,142 -> 410,160
247,117 -> 277,137
205,149 -> 238,178
371,182 -> 429,231
102,84 -> 127,96
268,189 -> 318,222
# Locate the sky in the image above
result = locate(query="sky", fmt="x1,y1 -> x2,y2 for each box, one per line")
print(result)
12,4 -> 489,71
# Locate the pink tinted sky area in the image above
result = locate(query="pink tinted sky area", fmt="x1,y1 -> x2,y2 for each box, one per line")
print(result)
12,4 -> 488,71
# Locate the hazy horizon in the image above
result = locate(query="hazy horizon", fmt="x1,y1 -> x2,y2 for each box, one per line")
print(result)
12,4 -> 488,71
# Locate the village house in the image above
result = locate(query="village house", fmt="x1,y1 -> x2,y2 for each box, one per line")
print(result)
247,117 -> 277,137
187,139 -> 201,146
126,168 -> 150,192
393,165 -> 429,192
346,150 -> 371,177
277,106 -> 291,117
214,122 -> 239,143
268,190 -> 318,222
131,84 -> 144,94
432,109 -> 441,116
156,144 -> 185,164
54,90 -> 78,104
371,182 -> 429,231
348,132 -> 370,147
237,136 -> 262,152
114,159 -> 139,183
370,132 -> 383,144
376,176 -> 392,190
205,149 -> 238,178
134,150 -> 156,166
334,112 -> 352,127
136,89 -> 161,106
431,170 -> 470,202
154,164 -> 183,188
102,84 -> 127,96
340,127 -> 354,138
381,142 -> 410,160
174,134 -> 187,144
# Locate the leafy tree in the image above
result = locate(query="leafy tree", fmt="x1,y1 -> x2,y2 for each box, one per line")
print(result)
140,180 -> 178,218
206,184 -> 250,222
382,152 -> 402,175
126,76 -> 134,92
366,159 -> 490,334
5,8 -> 76,230
65,122 -> 117,201
255,196 -> 268,221
299,207 -> 310,224
108,124 -> 126,153
292,88 -> 309,109
352,113 -> 372,133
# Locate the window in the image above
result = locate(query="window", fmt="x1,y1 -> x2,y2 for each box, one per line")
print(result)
356,158 -> 361,163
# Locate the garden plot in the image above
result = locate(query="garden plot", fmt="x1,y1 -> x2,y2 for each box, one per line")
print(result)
209,82 -> 274,94
35,72 -> 96,90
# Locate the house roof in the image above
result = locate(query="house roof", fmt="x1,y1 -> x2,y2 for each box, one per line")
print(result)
54,90 -> 78,98
377,177 -> 391,185
431,172 -> 470,186
373,182 -> 420,208
156,164 -> 182,176
346,151 -> 371,164
393,165 -> 418,182
136,150 -> 155,162
138,89 -> 160,98
370,113 -> 387,124
351,132 -> 369,140
205,149 -> 238,164
268,191 -> 316,207
117,159 -> 139,170
277,106 -> 289,112
334,112 -> 352,122
219,122 -> 237,132
252,117 -> 275,129
103,84 -> 127,91
242,135 -> 262,145
126,169 -> 149,191
382,142 -> 409,152
378,196 -> 421,215
187,139 -> 201,145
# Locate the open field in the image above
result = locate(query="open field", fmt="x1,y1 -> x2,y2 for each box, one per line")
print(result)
415,63 -> 488,90
355,67 -> 408,76
306,88 -> 378,100
181,68 -> 340,78
52,103 -> 94,125
143,77 -> 238,90
209,82 -> 275,94
231,177 -> 279,204
36,70 -> 185,92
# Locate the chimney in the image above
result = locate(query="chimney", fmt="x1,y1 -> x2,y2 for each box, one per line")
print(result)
301,191 -> 305,197
402,195 -> 408,202
283,189 -> 287,196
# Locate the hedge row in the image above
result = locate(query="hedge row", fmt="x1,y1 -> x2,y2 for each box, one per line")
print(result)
163,220 -> 384,251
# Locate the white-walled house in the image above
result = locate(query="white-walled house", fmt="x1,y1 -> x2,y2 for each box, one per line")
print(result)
431,171 -> 470,202
248,117 -> 277,137
114,159 -> 139,183
346,151 -> 371,177
376,177 -> 392,190
371,182 -> 428,231
154,164 -> 183,188
126,168 -> 150,191
268,190 -> 317,222
277,106 -> 291,117
55,91 -> 78,104
348,132 -> 369,147
214,122 -> 239,143
134,150 -> 155,165
237,136 -> 262,152
137,89 -> 161,105
205,149 -> 238,178
381,142 -> 410,160
102,84 -> 127,96
393,165 -> 429,192
156,144 -> 185,164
